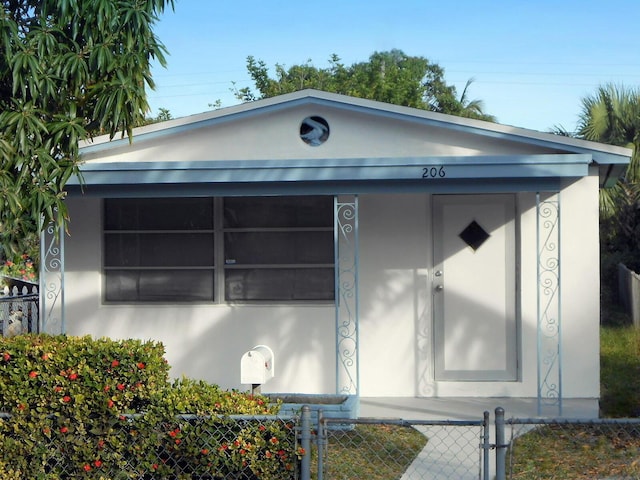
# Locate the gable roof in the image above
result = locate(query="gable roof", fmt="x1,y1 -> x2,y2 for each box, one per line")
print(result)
73,89 -> 631,196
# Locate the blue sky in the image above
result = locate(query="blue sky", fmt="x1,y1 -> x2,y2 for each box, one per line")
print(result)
147,0 -> 640,133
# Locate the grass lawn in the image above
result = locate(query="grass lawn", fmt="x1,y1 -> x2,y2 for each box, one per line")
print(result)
508,325 -> 640,479
600,325 -> 640,417
318,424 -> 427,480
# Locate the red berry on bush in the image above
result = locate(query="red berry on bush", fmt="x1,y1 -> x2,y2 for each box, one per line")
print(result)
111,359 -> 120,367
28,371 -> 38,378
62,396 -> 71,403
69,373 -> 78,380
117,383 -> 125,391
60,426 -> 68,433
137,362 -> 145,369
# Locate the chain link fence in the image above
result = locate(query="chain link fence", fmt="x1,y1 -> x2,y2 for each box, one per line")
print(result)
1,406 -> 639,479
310,410 -> 640,480
0,413 -> 302,479
506,417 -> 640,479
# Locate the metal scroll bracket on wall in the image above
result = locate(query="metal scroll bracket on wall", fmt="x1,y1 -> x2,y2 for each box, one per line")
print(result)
39,220 -> 65,335
536,192 -> 562,416
335,195 -> 359,396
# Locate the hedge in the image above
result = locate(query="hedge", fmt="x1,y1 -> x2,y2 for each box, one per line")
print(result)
0,335 -> 300,479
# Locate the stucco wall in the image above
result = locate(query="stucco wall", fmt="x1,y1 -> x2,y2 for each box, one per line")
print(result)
64,196 -> 336,393
64,174 -> 600,398
80,104 -> 559,165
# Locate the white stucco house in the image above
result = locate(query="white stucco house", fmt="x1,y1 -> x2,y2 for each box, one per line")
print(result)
41,89 -> 631,415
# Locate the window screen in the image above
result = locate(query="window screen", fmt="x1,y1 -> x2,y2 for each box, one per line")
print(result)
223,196 -> 334,301
103,198 -> 215,302
103,196 -> 335,303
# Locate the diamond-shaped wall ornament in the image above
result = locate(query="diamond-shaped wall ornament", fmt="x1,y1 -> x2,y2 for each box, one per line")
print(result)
459,220 -> 490,251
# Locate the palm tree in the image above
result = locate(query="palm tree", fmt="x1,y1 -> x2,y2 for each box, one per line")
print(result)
577,84 -> 640,283
578,84 -> 640,180
456,78 -> 497,122
577,84 -> 640,219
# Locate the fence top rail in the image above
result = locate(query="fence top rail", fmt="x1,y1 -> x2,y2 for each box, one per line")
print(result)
507,417 -> 640,425
0,411 -> 299,422
0,294 -> 39,302
323,416 -> 487,427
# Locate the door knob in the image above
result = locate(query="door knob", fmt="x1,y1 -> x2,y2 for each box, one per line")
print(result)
435,285 -> 444,292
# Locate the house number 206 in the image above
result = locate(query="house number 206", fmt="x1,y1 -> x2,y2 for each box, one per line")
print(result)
422,166 -> 446,178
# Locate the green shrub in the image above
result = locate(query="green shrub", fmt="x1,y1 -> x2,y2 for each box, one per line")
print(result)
162,377 -> 281,415
0,335 -> 297,479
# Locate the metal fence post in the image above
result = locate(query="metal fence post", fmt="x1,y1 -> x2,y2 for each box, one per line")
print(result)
482,411 -> 490,480
495,407 -> 506,480
316,410 -> 325,480
300,406 -> 311,480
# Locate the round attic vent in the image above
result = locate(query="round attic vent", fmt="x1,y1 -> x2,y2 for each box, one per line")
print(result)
300,116 -> 329,146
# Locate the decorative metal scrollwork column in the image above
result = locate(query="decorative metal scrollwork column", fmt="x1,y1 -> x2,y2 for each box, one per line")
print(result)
536,192 -> 562,415
39,222 -> 65,335
335,195 -> 359,396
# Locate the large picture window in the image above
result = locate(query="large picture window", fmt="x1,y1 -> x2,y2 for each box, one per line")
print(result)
103,196 -> 334,303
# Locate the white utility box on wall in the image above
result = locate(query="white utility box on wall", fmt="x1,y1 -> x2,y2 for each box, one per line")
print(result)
241,345 -> 275,386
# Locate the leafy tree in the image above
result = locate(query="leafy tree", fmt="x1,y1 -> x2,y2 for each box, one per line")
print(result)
575,84 -> 640,316
154,107 -> 173,122
0,0 -> 173,256
234,49 -> 496,121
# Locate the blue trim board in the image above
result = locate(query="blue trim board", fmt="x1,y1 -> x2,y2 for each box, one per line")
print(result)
70,155 -> 591,190
66,178 -> 567,198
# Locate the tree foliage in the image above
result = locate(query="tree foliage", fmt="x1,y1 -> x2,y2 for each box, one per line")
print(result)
0,0 -> 173,255
575,84 -> 640,312
234,49 -> 496,122
577,85 -> 640,242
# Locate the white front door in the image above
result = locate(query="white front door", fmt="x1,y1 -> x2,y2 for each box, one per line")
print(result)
433,195 -> 517,381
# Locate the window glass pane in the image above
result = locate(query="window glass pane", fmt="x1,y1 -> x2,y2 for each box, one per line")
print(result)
105,233 -> 214,267
225,268 -> 334,301
105,270 -> 214,302
105,198 -> 213,230
224,232 -> 333,265
224,196 -> 333,228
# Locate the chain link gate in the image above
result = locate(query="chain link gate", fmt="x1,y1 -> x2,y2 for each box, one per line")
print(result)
309,410 -> 491,480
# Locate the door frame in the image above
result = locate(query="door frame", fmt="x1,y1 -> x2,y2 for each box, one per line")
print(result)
432,194 -> 519,382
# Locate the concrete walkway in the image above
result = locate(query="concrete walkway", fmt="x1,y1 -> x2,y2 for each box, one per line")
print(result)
358,397 -> 599,479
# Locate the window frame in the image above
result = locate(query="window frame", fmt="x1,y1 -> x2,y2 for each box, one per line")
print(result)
102,196 -> 335,305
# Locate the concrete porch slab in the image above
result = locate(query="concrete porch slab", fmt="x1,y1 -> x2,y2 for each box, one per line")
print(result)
359,397 -> 600,420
